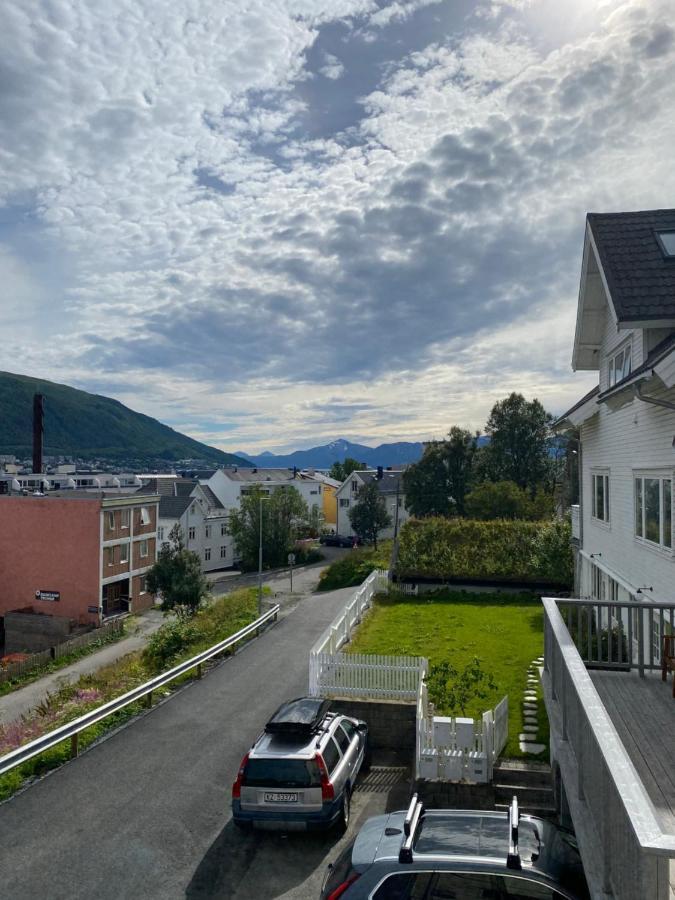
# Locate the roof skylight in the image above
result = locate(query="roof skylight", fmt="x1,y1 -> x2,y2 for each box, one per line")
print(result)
656,230 -> 675,257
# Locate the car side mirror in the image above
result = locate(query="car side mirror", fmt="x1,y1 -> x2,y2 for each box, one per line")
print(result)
357,723 -> 367,733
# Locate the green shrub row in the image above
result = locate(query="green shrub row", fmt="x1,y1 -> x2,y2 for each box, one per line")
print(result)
396,516 -> 573,586
317,542 -> 392,592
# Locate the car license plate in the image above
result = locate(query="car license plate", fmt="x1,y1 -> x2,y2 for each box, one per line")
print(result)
264,792 -> 298,803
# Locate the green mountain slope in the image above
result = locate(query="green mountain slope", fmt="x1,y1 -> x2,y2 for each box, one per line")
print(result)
0,371 -> 250,466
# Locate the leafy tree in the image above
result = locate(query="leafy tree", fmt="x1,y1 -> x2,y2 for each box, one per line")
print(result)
348,481 -> 392,549
145,524 -> 210,620
227,485 -> 310,571
426,658 -> 498,717
464,480 -> 529,520
329,457 -> 367,482
403,427 -> 478,517
482,393 -> 553,492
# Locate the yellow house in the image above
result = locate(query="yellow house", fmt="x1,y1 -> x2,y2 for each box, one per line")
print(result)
302,471 -> 340,529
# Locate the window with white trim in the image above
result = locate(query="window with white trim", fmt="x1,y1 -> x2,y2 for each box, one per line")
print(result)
591,471 -> 610,523
188,526 -> 196,540
339,498 -> 350,508
120,543 -> 129,564
204,548 -> 211,561
635,473 -> 672,549
157,527 -> 164,541
205,525 -> 211,538
221,523 -> 227,536
608,343 -> 631,387
121,508 -> 130,529
140,506 -> 151,526
139,575 -> 147,594
139,539 -> 148,558
107,511 -> 115,530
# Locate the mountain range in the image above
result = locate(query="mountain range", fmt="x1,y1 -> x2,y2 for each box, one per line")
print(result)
236,438 -> 426,469
0,371 -> 250,467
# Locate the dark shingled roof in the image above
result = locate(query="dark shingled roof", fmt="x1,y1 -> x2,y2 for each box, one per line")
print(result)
159,495 -> 192,518
588,209 -> 675,322
200,485 -> 224,509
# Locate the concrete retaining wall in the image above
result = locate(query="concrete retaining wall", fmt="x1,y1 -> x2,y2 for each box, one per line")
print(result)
329,698 -> 416,764
4,610 -> 73,653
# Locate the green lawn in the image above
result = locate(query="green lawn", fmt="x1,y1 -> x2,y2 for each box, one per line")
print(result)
346,590 -> 548,759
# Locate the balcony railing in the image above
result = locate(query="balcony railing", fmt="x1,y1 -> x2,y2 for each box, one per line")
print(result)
542,597 -> 675,900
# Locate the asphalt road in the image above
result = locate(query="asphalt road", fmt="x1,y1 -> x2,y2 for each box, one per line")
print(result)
0,580 -> 409,899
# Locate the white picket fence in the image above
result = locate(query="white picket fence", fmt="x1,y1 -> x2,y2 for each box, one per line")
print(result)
311,568 -> 390,657
312,652 -> 425,701
416,677 -> 508,783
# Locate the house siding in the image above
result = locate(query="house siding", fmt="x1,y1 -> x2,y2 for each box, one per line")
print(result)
580,377 -> 675,604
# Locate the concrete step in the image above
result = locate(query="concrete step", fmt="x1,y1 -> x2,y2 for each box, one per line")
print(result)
493,760 -> 552,790
494,783 -> 555,809
495,801 -> 558,821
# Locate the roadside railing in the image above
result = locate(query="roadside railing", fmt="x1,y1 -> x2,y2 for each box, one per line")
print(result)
0,604 -> 279,778
543,597 -> 675,900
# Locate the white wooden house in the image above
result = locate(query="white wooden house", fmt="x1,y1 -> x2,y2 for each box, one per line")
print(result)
549,210 -> 675,900
334,468 -> 409,539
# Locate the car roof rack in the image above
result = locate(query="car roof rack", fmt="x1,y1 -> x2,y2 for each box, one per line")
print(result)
506,796 -> 522,870
264,697 -> 332,736
399,794 -> 424,863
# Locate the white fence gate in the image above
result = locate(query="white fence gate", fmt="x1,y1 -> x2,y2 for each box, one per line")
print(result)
416,678 -> 508,784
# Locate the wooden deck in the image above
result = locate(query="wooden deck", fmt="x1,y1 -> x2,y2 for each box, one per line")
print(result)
590,669 -> 675,832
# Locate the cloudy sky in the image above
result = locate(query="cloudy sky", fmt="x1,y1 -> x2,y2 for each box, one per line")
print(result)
1,0 -> 673,453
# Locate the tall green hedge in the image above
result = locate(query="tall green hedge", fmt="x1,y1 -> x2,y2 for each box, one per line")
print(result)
396,516 -> 573,586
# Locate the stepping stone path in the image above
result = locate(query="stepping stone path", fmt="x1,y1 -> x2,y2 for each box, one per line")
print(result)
519,657 -> 547,755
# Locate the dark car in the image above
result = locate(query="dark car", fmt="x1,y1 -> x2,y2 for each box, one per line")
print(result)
232,697 -> 369,833
320,534 -> 361,548
321,795 -> 589,900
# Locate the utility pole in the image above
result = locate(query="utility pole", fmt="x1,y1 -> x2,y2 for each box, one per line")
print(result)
394,481 -> 400,539
258,495 -> 268,617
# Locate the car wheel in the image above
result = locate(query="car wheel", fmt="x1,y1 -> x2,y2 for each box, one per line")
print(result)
336,789 -> 351,835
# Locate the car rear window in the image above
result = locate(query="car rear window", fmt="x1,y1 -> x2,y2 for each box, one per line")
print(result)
322,737 -> 341,773
243,757 -> 321,788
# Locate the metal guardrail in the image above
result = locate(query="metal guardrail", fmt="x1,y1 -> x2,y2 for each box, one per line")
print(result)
0,603 -> 280,778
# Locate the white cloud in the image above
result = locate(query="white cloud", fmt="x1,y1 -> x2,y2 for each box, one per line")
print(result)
1,0 -> 674,451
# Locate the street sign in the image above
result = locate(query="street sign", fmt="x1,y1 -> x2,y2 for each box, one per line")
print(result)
35,590 -> 60,602
287,553 -> 296,565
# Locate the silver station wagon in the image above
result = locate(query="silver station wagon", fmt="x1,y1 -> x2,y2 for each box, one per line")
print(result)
231,697 -> 369,833
321,796 -> 589,900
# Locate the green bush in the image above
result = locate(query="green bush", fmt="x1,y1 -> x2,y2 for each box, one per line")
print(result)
294,547 -> 324,565
142,620 -> 197,671
396,517 -> 572,586
464,481 -> 555,520
318,542 -> 392,591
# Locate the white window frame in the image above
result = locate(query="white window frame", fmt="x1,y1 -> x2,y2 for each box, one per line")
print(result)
188,526 -> 196,540
121,508 -> 130,529
140,506 -> 151,526
221,523 -> 227,536
220,545 -> 227,558
339,498 -> 350,508
591,470 -> 610,525
205,525 -> 211,538
608,340 -> 632,388
204,547 -> 211,561
634,471 -> 673,552
107,511 -> 115,530
157,527 -> 164,541
120,543 -> 129,564
139,539 -> 148,558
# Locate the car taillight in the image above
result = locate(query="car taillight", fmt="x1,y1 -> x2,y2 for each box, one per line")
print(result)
316,753 -> 335,801
326,874 -> 360,900
232,752 -> 249,799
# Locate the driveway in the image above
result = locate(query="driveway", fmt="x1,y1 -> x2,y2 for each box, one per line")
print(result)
0,581 -> 410,899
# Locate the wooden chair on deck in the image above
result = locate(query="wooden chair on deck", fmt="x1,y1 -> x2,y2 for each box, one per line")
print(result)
662,635 -> 675,697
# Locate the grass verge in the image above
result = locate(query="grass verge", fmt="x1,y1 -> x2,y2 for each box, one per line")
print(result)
346,590 -> 548,759
0,588 -> 263,801
317,541 -> 392,591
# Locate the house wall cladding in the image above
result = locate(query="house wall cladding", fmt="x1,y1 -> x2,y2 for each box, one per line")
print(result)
329,698 -> 416,758
580,314 -> 675,604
